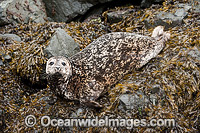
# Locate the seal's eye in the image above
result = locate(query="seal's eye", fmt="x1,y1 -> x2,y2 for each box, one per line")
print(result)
62,62 -> 66,66
49,62 -> 54,65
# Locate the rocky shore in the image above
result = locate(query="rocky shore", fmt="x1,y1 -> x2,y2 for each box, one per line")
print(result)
0,0 -> 199,132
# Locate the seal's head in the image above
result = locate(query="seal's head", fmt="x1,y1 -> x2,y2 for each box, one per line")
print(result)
46,56 -> 72,81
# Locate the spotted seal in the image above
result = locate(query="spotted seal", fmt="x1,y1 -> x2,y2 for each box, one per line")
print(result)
46,26 -> 170,107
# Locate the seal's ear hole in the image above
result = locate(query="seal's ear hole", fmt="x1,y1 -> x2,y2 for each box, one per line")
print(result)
49,62 -> 54,65
62,62 -> 66,66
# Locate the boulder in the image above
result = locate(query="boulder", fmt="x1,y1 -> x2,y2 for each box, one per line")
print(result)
70,108 -> 84,118
0,59 -> 3,66
0,34 -> 21,42
42,0 -> 113,22
0,0 -> 47,25
119,90 -> 157,110
107,9 -> 135,24
188,47 -> 200,61
0,109 -> 5,130
0,53 -> 11,64
44,28 -> 80,58
76,108 -> 84,116
3,54 -> 11,60
141,0 -> 164,8
193,0 -> 200,13
145,3 -> 192,28
188,47 -> 200,67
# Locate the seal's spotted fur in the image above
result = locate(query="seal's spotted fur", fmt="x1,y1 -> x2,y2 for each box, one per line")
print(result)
46,26 -> 170,107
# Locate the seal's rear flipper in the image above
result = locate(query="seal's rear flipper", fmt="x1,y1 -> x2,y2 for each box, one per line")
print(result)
152,26 -> 170,42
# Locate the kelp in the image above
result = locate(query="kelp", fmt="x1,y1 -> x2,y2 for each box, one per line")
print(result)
0,0 -> 199,132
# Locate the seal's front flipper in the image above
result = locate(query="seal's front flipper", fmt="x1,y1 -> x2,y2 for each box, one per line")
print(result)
80,99 -> 103,108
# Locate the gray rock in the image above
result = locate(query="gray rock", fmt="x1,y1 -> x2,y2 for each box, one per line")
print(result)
42,0 -> 113,22
151,84 -> 160,94
76,108 -> 84,116
174,8 -> 187,17
176,3 -> 192,11
145,3 -> 192,28
107,9 -> 134,24
0,59 -> 3,66
0,109 -> 5,130
82,5 -> 105,23
3,54 -> 11,60
119,91 -> 157,110
192,1 -> 200,13
149,94 -> 157,105
156,10 -> 186,27
44,28 -> 80,58
141,0 -> 164,8
70,112 -> 77,118
0,34 -> 21,42
39,95 -> 57,105
70,108 -> 84,118
0,0 -> 47,25
188,47 -> 200,61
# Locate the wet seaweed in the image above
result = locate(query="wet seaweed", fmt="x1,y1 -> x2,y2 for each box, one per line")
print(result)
0,0 -> 199,132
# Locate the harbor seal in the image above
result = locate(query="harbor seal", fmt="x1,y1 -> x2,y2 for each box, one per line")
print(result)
46,26 -> 170,107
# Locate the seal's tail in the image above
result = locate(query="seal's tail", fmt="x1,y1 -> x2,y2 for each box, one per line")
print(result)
151,26 -> 170,42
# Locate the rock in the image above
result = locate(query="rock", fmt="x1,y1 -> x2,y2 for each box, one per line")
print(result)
0,59 -> 3,66
0,109 -> 5,130
155,10 -> 186,27
188,47 -> 200,67
0,0 -> 47,25
70,108 -> 84,118
39,95 -> 57,105
76,108 -> 84,116
42,0 -> 113,22
193,0 -> 200,13
149,94 -> 157,105
107,9 -> 135,24
151,84 -> 160,94
176,3 -> 193,11
119,90 -> 157,110
145,3 -> 192,28
0,34 -> 21,42
188,47 -> 200,61
3,54 -> 11,60
174,8 -> 187,17
82,6 -> 105,23
141,0 -> 164,8
70,112 -> 77,118
44,28 -> 80,58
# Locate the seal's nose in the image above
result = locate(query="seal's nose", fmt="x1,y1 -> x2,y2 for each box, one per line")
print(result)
55,67 -> 60,71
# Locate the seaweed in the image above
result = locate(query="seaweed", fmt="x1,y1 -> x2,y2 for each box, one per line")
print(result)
0,0 -> 199,132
